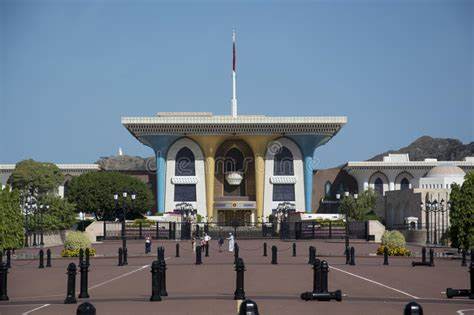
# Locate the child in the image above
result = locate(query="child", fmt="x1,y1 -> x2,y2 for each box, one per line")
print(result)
145,235 -> 151,254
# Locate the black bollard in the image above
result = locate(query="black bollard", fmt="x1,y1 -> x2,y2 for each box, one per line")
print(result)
78,258 -> 89,299
150,261 -> 162,301
238,299 -> 259,315
234,257 -> 246,300
79,248 -> 84,266
301,258 -> 342,302
312,259 -> 321,294
77,302 -> 96,315
461,249 -> 467,267
429,248 -> 434,267
123,247 -> 128,266
46,248 -> 52,267
64,263 -> 77,304
157,246 -> 164,262
383,246 -> 389,266
271,245 -> 278,265
175,243 -> 180,258
118,248 -> 123,266
404,301 -> 424,315
349,247 -> 355,266
159,259 -> 168,296
446,261 -> 474,299
345,245 -> 350,265
421,247 -> 426,264
320,260 -> 329,293
345,235 -> 349,255
0,262 -> 9,301
308,246 -> 315,265
263,242 -> 267,257
38,249 -> 44,269
234,243 -> 240,265
196,245 -> 202,265
85,248 -> 90,267
205,242 -> 209,257
292,243 -> 296,257
6,250 -> 11,269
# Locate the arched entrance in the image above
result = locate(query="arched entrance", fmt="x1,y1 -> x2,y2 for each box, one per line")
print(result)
214,140 -> 256,224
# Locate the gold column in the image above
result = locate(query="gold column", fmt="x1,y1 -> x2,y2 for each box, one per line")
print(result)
244,136 -> 278,222
190,136 -> 225,220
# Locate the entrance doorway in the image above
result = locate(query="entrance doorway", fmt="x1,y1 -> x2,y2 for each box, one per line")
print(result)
218,210 -> 252,225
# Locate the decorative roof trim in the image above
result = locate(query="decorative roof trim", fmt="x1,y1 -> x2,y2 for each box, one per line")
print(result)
122,115 -> 347,136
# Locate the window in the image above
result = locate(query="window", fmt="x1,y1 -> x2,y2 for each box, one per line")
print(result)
324,181 -> 332,196
274,146 -> 294,176
174,184 -> 196,201
374,178 -> 384,195
400,178 -> 410,190
175,147 -> 195,176
273,184 -> 295,201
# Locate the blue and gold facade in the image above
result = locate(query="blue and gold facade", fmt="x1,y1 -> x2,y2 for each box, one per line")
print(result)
123,113 -> 346,222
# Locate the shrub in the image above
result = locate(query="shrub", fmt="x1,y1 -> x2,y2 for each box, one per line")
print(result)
64,231 -> 91,250
381,230 -> 406,249
376,245 -> 411,256
61,248 -> 96,257
131,218 -> 155,227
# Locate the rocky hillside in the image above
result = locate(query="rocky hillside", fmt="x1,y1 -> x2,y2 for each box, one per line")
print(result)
369,136 -> 474,161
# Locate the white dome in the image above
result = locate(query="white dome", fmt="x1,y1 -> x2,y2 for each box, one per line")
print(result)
425,165 -> 465,178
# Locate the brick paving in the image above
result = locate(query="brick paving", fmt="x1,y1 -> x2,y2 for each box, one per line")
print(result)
1,240 -> 473,315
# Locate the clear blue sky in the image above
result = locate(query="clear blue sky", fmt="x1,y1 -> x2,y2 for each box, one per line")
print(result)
1,0 -> 472,168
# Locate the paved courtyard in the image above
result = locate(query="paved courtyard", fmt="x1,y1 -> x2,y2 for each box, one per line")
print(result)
1,240 -> 473,315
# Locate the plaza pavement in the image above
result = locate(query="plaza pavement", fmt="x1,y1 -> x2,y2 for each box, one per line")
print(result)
1,240 -> 473,315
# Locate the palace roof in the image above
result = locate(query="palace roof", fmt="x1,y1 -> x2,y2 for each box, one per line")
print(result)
121,114 -> 347,138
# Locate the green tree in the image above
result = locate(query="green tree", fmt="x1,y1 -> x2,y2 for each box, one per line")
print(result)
27,195 -> 76,231
66,172 -> 154,220
449,172 -> 474,251
0,186 -> 24,250
9,159 -> 64,195
339,189 -> 378,221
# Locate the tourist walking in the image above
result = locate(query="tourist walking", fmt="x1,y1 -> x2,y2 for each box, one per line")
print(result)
227,233 -> 235,252
145,235 -> 152,254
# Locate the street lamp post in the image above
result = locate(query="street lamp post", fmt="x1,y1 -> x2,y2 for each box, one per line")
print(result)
39,204 -> 48,246
114,191 -> 136,252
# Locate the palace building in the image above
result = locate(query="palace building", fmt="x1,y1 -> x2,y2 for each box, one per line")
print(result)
122,113 -> 346,223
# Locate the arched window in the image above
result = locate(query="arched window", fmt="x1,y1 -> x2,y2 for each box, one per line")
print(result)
325,181 -> 332,196
400,178 -> 410,190
175,147 -> 195,176
374,178 -> 384,195
274,146 -> 294,176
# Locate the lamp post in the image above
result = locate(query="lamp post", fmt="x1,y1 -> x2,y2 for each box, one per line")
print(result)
114,191 -> 136,252
39,204 -> 49,246
423,199 -> 449,245
23,193 -> 36,248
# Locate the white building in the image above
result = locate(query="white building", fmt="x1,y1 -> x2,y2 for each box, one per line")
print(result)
344,154 -> 474,195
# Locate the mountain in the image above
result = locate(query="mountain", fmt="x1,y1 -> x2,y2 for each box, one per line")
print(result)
368,136 -> 474,161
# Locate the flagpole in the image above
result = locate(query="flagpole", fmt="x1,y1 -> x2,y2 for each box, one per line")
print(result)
232,29 -> 238,117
